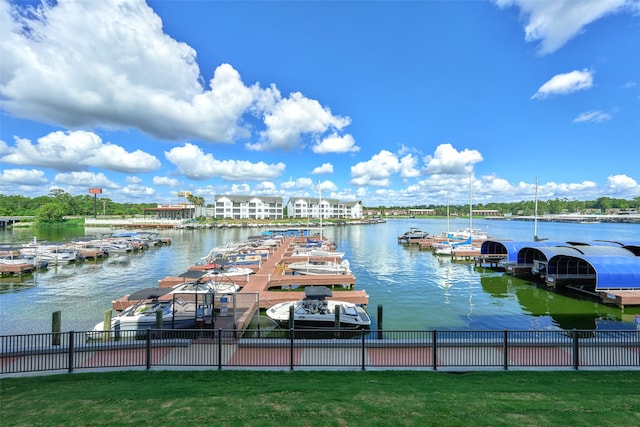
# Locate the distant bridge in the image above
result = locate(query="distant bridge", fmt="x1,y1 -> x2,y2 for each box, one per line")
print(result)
0,217 -> 23,228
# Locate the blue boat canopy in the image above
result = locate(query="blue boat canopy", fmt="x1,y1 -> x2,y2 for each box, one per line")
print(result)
480,240 -> 563,263
547,254 -> 640,291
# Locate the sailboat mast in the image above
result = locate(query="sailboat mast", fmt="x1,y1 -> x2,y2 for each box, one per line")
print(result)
446,192 -> 450,235
318,180 -> 323,243
468,172 -> 472,231
534,177 -> 539,240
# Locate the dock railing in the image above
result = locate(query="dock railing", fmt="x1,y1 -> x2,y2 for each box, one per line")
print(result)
1,328 -> 639,375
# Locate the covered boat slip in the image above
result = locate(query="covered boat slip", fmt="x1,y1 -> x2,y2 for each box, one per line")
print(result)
479,239 -> 640,307
481,239 -> 640,275
546,254 -> 640,291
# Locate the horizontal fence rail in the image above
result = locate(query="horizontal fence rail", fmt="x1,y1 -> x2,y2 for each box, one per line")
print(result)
1,328 -> 639,375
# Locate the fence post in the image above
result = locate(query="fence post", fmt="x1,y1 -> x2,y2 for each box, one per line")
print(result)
218,329 -> 222,371
290,328 -> 294,371
67,331 -> 75,373
572,329 -> 579,370
432,329 -> 437,371
503,330 -> 509,370
361,331 -> 366,371
52,311 -> 62,346
146,329 -> 152,370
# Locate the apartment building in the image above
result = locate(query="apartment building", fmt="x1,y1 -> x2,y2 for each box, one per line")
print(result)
286,197 -> 362,219
214,195 -> 284,220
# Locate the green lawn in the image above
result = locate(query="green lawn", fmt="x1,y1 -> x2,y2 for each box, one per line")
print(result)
2,370 -> 639,426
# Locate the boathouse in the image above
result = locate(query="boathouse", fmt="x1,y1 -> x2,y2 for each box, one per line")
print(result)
546,253 -> 640,291
480,240 -> 563,265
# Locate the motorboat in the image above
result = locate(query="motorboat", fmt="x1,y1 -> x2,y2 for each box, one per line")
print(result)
170,280 -> 240,296
266,286 -> 370,330
201,265 -> 254,279
398,228 -> 429,243
434,236 -> 473,256
287,259 -> 351,275
20,245 -> 83,264
0,253 -> 49,268
447,228 -> 489,241
87,297 -> 197,339
291,248 -> 345,258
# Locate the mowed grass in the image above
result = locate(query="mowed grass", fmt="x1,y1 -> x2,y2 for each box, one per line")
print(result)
1,370 -> 639,426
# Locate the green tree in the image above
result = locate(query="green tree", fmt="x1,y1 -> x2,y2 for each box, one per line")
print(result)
36,202 -> 66,223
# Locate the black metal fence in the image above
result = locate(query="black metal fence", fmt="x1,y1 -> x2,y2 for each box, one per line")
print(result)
1,328 -> 639,375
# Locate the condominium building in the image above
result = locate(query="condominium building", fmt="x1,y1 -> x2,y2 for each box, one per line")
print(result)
286,197 -> 362,219
214,195 -> 284,220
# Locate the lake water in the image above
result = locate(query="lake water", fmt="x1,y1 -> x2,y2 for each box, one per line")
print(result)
1,218 -> 639,335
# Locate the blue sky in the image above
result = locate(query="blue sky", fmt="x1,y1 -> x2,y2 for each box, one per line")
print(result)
1,0 -> 639,208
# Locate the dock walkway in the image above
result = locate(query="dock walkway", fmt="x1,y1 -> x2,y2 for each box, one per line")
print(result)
233,237 -> 368,330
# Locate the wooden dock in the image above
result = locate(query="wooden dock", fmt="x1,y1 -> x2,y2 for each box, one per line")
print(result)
599,290 -> 640,309
0,263 -> 36,276
114,237 -> 369,330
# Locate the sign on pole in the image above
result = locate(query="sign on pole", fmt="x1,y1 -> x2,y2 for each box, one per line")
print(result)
88,188 -> 102,218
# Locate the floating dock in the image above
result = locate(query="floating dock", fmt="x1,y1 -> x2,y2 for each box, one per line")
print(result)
0,263 -> 36,276
113,236 -> 369,331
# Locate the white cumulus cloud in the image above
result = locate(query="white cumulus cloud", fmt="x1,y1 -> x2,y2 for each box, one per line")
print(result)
165,143 -> 286,181
350,150 -> 401,187
153,176 -> 181,187
312,163 -> 334,174
312,133 -> 359,154
248,92 -> 351,151
573,111 -> 613,123
0,168 -> 48,186
1,131 -> 160,173
0,0 -> 350,150
494,0 -> 630,55
54,171 -> 120,189
606,174 -> 639,194
532,69 -> 594,99
423,144 -> 483,175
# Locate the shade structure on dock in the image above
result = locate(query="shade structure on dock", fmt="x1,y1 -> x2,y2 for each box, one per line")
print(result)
547,254 -> 640,291
127,287 -> 172,300
178,270 -> 208,280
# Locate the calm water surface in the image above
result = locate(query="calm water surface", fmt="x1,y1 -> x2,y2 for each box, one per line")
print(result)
1,219 -> 639,335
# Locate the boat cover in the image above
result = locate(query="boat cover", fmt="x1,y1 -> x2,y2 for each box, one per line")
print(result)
178,270 -> 209,280
127,287 -> 172,300
305,286 -> 333,299
480,240 -> 563,263
546,254 -> 640,290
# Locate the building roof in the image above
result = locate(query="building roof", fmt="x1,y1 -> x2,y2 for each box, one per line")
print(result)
480,239 -> 640,264
547,254 -> 640,290
480,240 -> 564,263
215,195 -> 283,203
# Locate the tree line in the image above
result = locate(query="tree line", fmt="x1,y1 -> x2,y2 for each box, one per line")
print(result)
0,190 -> 156,223
1,191 -> 638,223
380,196 -> 640,217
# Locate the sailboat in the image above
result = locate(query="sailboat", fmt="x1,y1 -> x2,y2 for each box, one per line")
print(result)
533,177 -> 548,242
447,172 -> 489,241
288,181 -> 349,274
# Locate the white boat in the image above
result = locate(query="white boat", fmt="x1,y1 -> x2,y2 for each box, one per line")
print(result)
20,245 -> 82,264
266,286 -> 370,330
434,237 -> 473,256
87,298 -> 197,339
169,280 -> 239,296
0,253 -> 49,268
446,228 -> 489,241
291,248 -> 345,258
398,228 -> 429,243
448,172 -> 489,242
288,259 -> 351,275
201,265 -> 254,278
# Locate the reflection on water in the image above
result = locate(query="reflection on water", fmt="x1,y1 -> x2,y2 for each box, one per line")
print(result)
1,219 -> 639,335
